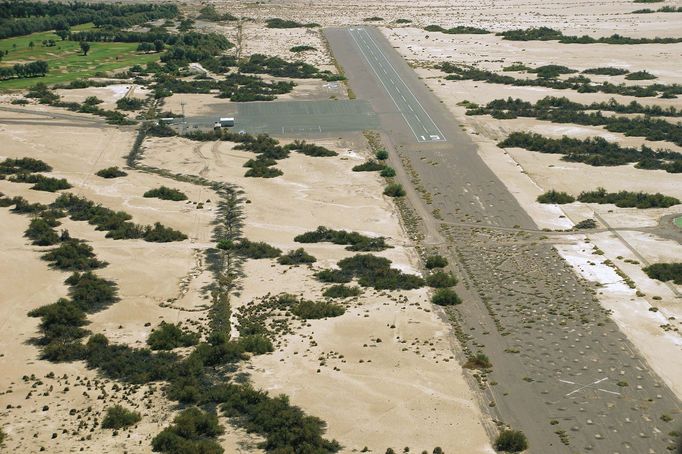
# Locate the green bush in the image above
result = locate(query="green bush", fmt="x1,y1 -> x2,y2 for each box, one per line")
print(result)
291,300 -> 345,319
582,67 -> 629,76
643,263 -> 682,284
10,196 -> 47,214
66,271 -> 119,313
331,254 -> 425,290
237,334 -> 274,354
284,140 -> 337,157
219,238 -> 282,259
315,269 -> 352,283
494,429 -> 528,453
352,160 -> 385,172
384,183 -> 406,197
25,218 -> 60,246
143,223 -> 188,242
322,284 -> 362,299
290,45 -> 317,52
143,186 -> 188,201
151,407 -> 224,454
380,166 -> 396,177
9,173 -> 71,192
0,157 -> 51,174
96,167 -> 128,178
116,97 -> 144,111
41,239 -> 107,271
294,226 -> 390,251
537,190 -> 575,204
148,322 -> 199,350
101,405 -> 141,429
426,271 -> 457,288
577,187 -> 679,208
244,164 -> 283,178
625,70 -> 657,80
431,288 -> 461,306
465,352 -> 492,369
266,18 -> 319,28
375,149 -> 389,160
425,255 -> 448,269
277,248 -> 317,265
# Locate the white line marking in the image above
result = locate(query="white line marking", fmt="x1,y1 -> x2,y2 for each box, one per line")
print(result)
358,27 -> 447,143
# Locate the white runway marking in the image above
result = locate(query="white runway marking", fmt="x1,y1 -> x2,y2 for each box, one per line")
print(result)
559,377 -> 621,397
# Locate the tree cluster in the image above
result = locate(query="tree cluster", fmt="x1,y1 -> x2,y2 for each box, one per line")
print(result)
643,263 -> 682,284
0,60 -> 48,80
143,186 -> 188,201
316,254 -> 425,290
294,225 -> 391,251
497,26 -> 682,44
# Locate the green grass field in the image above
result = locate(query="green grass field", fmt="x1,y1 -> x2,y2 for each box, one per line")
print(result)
0,24 -> 160,90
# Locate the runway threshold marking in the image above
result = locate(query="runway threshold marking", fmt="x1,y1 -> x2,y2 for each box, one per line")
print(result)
347,27 -> 446,144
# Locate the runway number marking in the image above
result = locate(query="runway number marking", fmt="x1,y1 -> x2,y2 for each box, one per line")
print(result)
559,377 -> 621,397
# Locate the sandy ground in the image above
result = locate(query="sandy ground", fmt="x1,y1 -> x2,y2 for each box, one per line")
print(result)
141,133 -> 493,452
382,23 -> 682,402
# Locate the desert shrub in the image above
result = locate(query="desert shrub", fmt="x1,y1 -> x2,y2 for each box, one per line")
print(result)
217,384 -> 340,452
151,407 -> 224,454
577,187 -> 679,208
244,165 -> 283,178
290,45 -> 317,52
0,157 -> 51,174
237,334 -> 274,354
334,254 -> 425,290
315,269 -> 353,283
294,226 -> 390,251
426,271 -> 457,288
143,186 -> 188,201
495,430 -> 528,453
582,67 -> 629,76
464,352 -> 492,369
266,18 -> 319,28
323,284 -> 361,299
574,218 -> 597,229
143,223 -> 188,242
380,166 -> 396,177
530,64 -> 577,79
219,238 -> 282,259
148,123 -> 177,137
101,405 -> 141,429
502,63 -> 531,72
537,190 -> 575,204
116,97 -> 144,111
395,19 -> 412,24
25,218 -> 60,246
66,271 -> 118,313
9,173 -> 71,192
424,25 -> 489,34
10,196 -> 47,214
643,263 -> 682,284
284,140 -> 337,157
96,167 -> 127,178
28,298 -> 89,361
352,160 -> 385,172
291,300 -> 345,319
148,322 -> 200,350
364,16 -> 384,21
375,149 -> 389,160
277,248 -> 317,265
425,255 -> 448,269
384,183 -> 406,197
431,288 -> 461,306
625,70 -> 657,80
41,240 -> 107,271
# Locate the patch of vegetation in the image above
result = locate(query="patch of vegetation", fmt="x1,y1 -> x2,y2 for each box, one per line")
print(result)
383,183 -> 406,197
25,217 -> 60,245
322,284 -> 361,299
148,322 -> 200,351
290,45 -> 317,53
431,288 -> 462,306
352,160 -> 385,172
198,5 -> 238,22
363,16 -> 384,21
574,218 -> 597,229
375,149 -> 389,160
380,166 -> 396,177
101,405 -> 141,429
115,97 -> 144,111
426,271 -> 457,288
41,239 -> 107,271
143,186 -> 188,201
291,300 -> 345,319
0,156 -> 51,174
66,271 -> 119,312
9,173 -> 71,192
439,63 -> 682,99
424,25 -> 489,34
502,63 -> 531,72
497,26 -> 682,44
494,429 -> 528,453
498,131 -> 682,172
425,255 -> 448,269
322,254 -> 425,290
96,166 -> 127,178
582,67 -> 630,76
239,53 -> 342,81
395,19 -> 412,24
315,269 -> 353,284
284,140 -> 337,157
294,226 -> 390,251
277,248 -> 317,265
265,18 -> 319,29
151,407 -> 224,453
577,187 -> 679,208
464,352 -> 492,369
218,238 -> 282,259
537,190 -> 575,204
625,70 -> 657,80
643,263 -> 682,284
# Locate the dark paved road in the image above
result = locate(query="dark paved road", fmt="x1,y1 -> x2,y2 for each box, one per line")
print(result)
326,26 -> 682,454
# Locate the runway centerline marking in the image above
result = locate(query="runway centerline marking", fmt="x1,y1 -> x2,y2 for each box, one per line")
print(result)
347,27 -> 446,143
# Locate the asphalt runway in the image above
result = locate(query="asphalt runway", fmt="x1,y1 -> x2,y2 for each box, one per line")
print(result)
326,26 -> 682,453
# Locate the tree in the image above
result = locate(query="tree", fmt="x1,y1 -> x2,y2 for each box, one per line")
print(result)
154,39 -> 165,52
79,41 -> 90,56
101,405 -> 141,429
494,430 -> 528,452
55,29 -> 69,41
